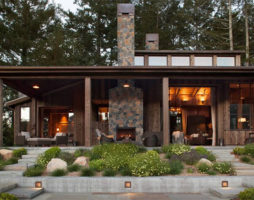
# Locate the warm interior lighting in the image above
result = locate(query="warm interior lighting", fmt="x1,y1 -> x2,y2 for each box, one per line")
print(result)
32,84 -> 40,89
56,128 -> 60,132
125,181 -> 131,188
238,117 -> 247,123
123,83 -> 130,88
35,181 -> 42,188
221,181 -> 228,188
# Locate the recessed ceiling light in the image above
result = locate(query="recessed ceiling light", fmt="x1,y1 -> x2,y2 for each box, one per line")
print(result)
32,85 -> 40,89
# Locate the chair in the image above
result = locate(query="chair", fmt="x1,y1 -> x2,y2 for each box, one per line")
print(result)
95,129 -> 114,144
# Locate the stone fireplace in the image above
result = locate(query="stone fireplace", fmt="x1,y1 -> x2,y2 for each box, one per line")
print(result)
109,80 -> 143,143
116,127 -> 136,141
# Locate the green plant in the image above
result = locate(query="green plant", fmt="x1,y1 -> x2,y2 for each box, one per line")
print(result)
0,193 -> 18,200
207,170 -> 217,175
179,150 -> 204,165
162,144 -> 191,156
195,147 -> 216,162
206,153 -> 216,162
51,169 -> 67,176
240,156 -> 251,163
13,148 -> 27,158
197,163 -> 211,173
137,146 -> 147,153
0,154 -> 3,161
58,152 -> 75,165
195,146 -> 209,155
89,159 -> 105,172
37,147 -> 61,168
4,157 -> 18,165
119,168 -> 132,176
213,162 -> 234,174
23,166 -> 44,177
245,144 -> 254,157
238,188 -> 254,200
74,149 -> 91,158
0,163 -> 4,171
152,148 -> 162,154
103,168 -> 116,176
187,168 -> 194,173
67,164 -> 81,172
81,168 -> 95,176
168,160 -> 184,175
233,147 -> 246,155
129,151 -> 170,177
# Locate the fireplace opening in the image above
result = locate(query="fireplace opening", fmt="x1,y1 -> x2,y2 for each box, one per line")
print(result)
116,127 -> 136,141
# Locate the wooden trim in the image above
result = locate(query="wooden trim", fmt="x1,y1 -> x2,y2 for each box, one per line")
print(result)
162,77 -> 169,145
190,55 -> 195,66
84,77 -> 92,146
144,55 -> 148,66
213,55 -> 217,66
236,55 -> 241,66
167,55 -> 172,66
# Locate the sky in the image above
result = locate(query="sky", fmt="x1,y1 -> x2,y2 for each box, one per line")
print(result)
50,0 -> 78,12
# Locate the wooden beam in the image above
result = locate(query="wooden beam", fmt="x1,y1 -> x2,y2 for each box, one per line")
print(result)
84,77 -> 92,146
0,79 -> 3,146
162,77 -> 169,145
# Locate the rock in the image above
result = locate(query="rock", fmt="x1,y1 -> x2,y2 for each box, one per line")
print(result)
0,149 -> 13,160
46,158 -> 67,173
198,158 -> 213,167
73,156 -> 89,167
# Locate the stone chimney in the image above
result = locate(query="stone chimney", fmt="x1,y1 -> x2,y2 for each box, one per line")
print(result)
145,33 -> 159,50
117,4 -> 135,66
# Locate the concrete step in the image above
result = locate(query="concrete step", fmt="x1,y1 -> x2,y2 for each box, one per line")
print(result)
236,170 -> 254,176
7,187 -> 44,199
18,158 -> 37,164
22,154 -> 38,159
4,163 -> 34,171
0,183 -> 17,193
233,162 -> 254,170
210,187 -> 245,199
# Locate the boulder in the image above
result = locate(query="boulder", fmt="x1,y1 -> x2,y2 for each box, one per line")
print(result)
198,158 -> 213,167
73,156 -> 89,167
46,158 -> 67,173
0,149 -> 13,160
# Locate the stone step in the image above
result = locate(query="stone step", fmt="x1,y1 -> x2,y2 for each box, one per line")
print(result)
236,170 -> 254,176
233,163 -> 254,170
0,183 -> 17,193
210,187 -> 245,199
7,187 -> 44,199
22,154 -> 38,159
4,163 -> 34,171
18,158 -> 37,164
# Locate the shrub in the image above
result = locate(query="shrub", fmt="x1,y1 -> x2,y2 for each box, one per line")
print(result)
152,148 -> 162,154
240,156 -> 251,163
81,168 -> 95,176
206,153 -> 216,162
119,168 -> 132,176
89,159 -> 105,172
23,166 -> 44,177
168,160 -> 184,175
162,144 -> 191,156
0,163 -> 4,171
74,149 -> 91,158
13,148 -> 27,158
187,168 -> 194,173
245,144 -> 254,157
233,147 -> 246,155
137,146 -> 147,153
4,157 -> 18,165
0,154 -> 3,161
195,147 -> 216,162
197,163 -> 211,173
238,188 -> 254,200
0,193 -> 18,200
51,169 -> 67,176
213,162 -> 234,174
103,169 -> 116,176
195,146 -> 209,155
179,149 -> 205,165
207,170 -> 217,175
67,164 -> 81,172
37,147 -> 61,168
129,151 -> 170,177
58,152 -> 75,165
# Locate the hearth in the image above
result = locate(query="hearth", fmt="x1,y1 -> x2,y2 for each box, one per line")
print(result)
116,127 -> 136,141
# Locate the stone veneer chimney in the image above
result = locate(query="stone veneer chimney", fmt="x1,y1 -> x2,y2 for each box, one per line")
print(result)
117,4 -> 135,66
145,33 -> 159,50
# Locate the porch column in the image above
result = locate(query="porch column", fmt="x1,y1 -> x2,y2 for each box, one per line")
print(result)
30,98 -> 37,137
217,84 -> 225,145
0,79 -> 3,146
162,77 -> 169,145
84,77 -> 92,146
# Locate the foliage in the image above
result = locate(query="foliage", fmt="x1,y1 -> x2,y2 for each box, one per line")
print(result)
179,149 -> 206,165
162,144 -> 191,157
233,147 -> 246,155
206,170 -> 217,175
81,168 -> 95,176
213,162 -> 234,174
195,147 -> 216,162
152,148 -> 162,154
103,169 -> 117,177
0,154 -> 3,161
89,159 -> 105,172
168,160 -> 184,175
119,168 -> 132,176
129,151 -> 170,177
0,193 -> 18,200
238,188 -> 254,200
67,164 -> 81,172
37,147 -> 61,168
51,169 -> 67,176
197,163 -> 211,174
0,163 -> 4,171
137,146 -> 147,153
244,144 -> 254,157
57,152 -> 75,165
4,157 -> 18,165
74,149 -> 91,158
240,156 -> 251,163
23,166 -> 44,177
187,167 -> 194,173
13,148 -> 27,158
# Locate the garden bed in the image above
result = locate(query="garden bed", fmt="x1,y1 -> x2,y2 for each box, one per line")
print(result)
233,144 -> 254,165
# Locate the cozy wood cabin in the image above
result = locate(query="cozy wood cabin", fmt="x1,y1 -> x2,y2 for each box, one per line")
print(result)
0,4 -> 254,147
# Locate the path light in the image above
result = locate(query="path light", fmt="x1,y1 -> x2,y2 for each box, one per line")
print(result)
35,181 -> 42,188
125,181 -> 131,188
221,181 -> 228,188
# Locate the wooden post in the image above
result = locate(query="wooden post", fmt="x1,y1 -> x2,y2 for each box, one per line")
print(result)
0,79 -> 2,146
30,98 -> 37,137
190,55 -> 195,66
162,77 -> 169,145
217,84 -> 225,145
14,106 -> 21,145
84,77 -> 92,146
167,55 -> 172,66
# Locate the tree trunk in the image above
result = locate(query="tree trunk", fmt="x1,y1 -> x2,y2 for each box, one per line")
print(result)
244,1 -> 250,66
228,0 -> 233,50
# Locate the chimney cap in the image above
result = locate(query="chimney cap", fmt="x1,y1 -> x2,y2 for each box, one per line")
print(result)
146,33 -> 159,42
117,4 -> 134,16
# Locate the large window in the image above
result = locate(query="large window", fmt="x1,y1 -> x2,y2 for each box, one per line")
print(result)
20,107 -> 30,132
217,57 -> 235,66
148,56 -> 167,66
230,84 -> 253,130
194,57 -> 213,66
134,56 -> 144,66
172,56 -> 190,66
